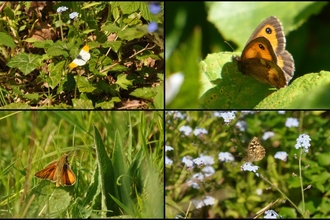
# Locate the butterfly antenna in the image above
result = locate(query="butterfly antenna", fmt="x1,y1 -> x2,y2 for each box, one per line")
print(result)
224,41 -> 235,51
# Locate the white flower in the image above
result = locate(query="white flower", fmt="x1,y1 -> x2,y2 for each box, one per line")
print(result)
218,152 -> 234,162
69,12 -> 79,19
204,196 -> 215,206
264,210 -> 281,219
165,145 -> 174,152
57,6 -> 68,13
165,156 -> 173,165
202,166 -> 215,177
263,131 -> 275,140
285,117 -> 299,128
274,151 -> 288,162
295,134 -> 311,153
179,125 -> 192,136
193,127 -> 208,136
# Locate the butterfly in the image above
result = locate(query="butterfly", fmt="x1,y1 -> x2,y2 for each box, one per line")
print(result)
233,16 -> 295,88
242,137 -> 266,162
35,153 -> 76,187
69,45 -> 91,70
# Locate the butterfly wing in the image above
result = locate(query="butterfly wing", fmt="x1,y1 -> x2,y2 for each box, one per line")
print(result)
35,161 -> 57,181
61,164 -> 76,186
242,137 -> 266,162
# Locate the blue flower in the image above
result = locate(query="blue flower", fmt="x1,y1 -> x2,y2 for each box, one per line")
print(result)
262,131 -> 275,140
236,120 -> 247,131
264,210 -> 281,219
148,22 -> 158,33
200,154 -> 214,166
69,12 -> 79,19
182,156 -> 194,169
193,127 -> 208,136
165,145 -> 174,152
192,199 -> 205,209
285,117 -> 299,128
57,6 -> 68,13
219,111 -> 236,123
241,162 -> 260,176
274,151 -> 288,162
179,125 -> 192,136
218,152 -> 234,162
149,3 -> 161,14
165,156 -> 173,165
295,134 -> 311,153
202,166 -> 215,177
203,196 -> 215,206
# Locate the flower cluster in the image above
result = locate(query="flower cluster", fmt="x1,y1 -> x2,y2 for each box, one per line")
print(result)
294,134 -> 311,153
214,111 -> 236,123
57,6 -> 79,20
192,196 -> 216,209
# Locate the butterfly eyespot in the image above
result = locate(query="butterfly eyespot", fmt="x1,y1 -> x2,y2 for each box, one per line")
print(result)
259,44 -> 265,50
265,27 -> 272,34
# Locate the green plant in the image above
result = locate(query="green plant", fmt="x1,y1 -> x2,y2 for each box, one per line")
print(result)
165,111 -> 330,218
0,111 -> 164,218
165,2 -> 330,109
1,2 -> 164,109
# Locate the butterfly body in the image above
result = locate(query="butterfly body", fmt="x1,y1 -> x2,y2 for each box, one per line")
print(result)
233,16 -> 295,88
242,137 -> 265,163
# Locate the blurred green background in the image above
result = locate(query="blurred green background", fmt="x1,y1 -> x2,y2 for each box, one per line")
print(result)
165,2 -> 330,108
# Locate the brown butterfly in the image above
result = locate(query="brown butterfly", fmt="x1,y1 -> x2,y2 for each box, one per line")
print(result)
242,137 -> 266,162
35,153 -> 76,187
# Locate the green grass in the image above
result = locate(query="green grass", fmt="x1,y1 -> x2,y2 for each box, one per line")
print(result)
0,111 -> 164,218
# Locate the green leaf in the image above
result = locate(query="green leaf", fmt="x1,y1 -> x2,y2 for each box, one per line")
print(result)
25,181 -> 74,217
46,47 -> 69,57
71,99 -> 94,108
23,93 -> 39,102
198,52 -> 274,108
101,24 -> 121,33
101,41 -> 122,53
153,81 -> 164,109
33,40 -> 54,49
117,2 -> 140,14
48,61 -> 66,89
93,126 -> 118,216
74,75 -> 97,93
139,2 -> 159,21
0,32 -> 16,48
130,87 -> 157,101
81,1 -> 103,9
257,71 -> 330,108
115,73 -> 133,90
206,2 -> 326,51
95,97 -> 121,109
117,27 -> 146,41
7,53 -> 43,75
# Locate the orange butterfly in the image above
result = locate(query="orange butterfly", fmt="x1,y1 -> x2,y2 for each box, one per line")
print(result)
35,153 -> 76,187
233,16 -> 295,88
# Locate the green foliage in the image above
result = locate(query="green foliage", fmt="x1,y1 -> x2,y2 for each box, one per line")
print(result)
0,111 -> 164,218
1,2 -> 163,109
165,111 -> 330,218
199,53 -> 330,108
